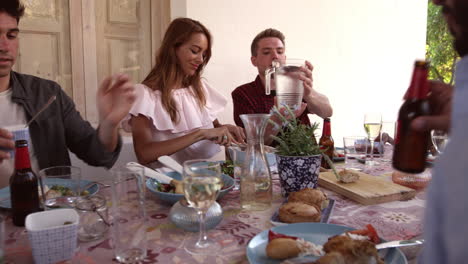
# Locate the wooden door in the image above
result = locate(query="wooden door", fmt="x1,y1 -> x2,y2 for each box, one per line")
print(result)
13,0 -> 170,123
15,0 -> 72,96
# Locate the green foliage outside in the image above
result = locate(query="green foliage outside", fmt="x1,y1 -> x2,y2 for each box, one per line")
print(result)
426,1 -> 459,85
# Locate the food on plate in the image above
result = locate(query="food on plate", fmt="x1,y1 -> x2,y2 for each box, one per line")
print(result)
317,234 -> 383,264
288,188 -> 329,210
277,188 -> 329,224
157,181 -> 225,194
266,225 -> 382,262
337,169 -> 360,183
266,230 -> 324,260
278,202 -> 321,223
40,184 -> 90,200
220,160 -> 234,177
347,224 -> 380,244
266,238 -> 302,259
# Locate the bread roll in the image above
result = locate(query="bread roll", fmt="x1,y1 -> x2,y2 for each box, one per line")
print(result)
288,188 -> 329,210
278,202 -> 321,223
338,169 -> 360,183
266,238 -> 301,259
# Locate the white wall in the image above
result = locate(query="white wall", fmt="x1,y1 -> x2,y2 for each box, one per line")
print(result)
172,0 -> 428,147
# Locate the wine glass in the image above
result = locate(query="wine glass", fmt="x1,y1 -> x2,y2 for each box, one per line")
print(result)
363,113 -> 382,165
182,159 -> 222,255
431,130 -> 449,155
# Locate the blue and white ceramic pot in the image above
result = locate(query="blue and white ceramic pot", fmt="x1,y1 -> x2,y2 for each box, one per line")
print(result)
276,154 -> 322,197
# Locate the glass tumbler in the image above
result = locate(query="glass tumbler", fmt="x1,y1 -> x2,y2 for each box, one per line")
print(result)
75,195 -> 109,242
110,166 -> 147,263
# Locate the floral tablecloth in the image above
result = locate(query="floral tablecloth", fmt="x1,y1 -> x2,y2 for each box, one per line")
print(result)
2,160 -> 426,263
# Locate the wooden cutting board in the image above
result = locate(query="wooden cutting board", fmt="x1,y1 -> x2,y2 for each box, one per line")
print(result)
318,171 -> 417,205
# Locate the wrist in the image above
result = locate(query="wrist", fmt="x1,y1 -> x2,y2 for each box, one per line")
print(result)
193,129 -> 206,141
99,118 -> 119,134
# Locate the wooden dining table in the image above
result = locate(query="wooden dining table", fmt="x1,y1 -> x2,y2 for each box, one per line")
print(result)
1,158 -> 427,264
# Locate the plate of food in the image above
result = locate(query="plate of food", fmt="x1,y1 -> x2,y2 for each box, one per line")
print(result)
246,223 -> 407,264
146,170 -> 234,204
0,179 -> 99,209
270,188 -> 335,226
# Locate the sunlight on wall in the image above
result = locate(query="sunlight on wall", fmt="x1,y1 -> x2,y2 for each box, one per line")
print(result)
172,0 -> 428,146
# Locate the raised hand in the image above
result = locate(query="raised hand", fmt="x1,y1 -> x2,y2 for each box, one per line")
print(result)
97,73 -> 136,127
96,73 -> 136,152
411,81 -> 452,133
300,60 -> 314,97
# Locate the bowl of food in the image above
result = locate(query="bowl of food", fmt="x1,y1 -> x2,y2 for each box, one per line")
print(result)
146,171 -> 235,204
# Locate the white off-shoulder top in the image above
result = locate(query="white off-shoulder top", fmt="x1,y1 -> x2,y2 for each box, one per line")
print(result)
122,79 -> 227,168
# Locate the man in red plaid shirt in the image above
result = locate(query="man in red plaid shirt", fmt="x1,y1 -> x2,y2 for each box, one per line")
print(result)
232,28 -> 332,129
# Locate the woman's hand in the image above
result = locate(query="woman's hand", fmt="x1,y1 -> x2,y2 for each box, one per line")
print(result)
220,124 -> 246,144
202,127 -> 236,146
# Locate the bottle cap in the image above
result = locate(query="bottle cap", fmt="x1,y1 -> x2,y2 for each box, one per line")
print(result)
15,140 -> 28,148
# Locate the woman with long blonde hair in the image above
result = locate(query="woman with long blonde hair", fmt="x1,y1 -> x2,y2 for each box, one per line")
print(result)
123,18 -> 244,167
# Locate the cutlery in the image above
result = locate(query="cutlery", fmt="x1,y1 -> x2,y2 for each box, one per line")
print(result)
126,162 -> 183,194
26,95 -> 57,127
158,156 -> 183,175
375,238 -> 424,250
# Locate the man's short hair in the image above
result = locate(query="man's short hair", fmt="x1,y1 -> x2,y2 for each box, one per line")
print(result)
250,28 -> 285,57
0,0 -> 25,23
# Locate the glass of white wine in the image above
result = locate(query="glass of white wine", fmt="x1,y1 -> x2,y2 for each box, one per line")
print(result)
182,159 -> 222,255
363,113 -> 382,166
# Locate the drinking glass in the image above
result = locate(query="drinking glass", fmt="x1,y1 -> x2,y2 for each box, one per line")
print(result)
110,166 -> 147,263
75,195 -> 109,242
182,159 -> 222,255
363,113 -> 382,165
380,121 -> 396,161
343,136 -> 368,170
431,130 -> 449,155
38,166 -> 81,209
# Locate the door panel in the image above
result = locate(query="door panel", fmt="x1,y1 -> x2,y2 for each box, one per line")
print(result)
15,0 -> 72,97
95,0 -> 151,87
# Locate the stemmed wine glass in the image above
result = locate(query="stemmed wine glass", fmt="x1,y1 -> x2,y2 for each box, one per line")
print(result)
363,113 -> 382,165
182,159 -> 222,255
431,130 -> 449,155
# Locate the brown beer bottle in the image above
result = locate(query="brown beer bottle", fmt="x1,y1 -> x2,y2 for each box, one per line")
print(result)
319,118 -> 334,169
392,60 -> 431,173
10,140 -> 41,226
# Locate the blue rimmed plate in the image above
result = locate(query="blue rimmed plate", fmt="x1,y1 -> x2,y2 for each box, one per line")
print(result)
0,179 -> 99,209
246,222 -> 408,264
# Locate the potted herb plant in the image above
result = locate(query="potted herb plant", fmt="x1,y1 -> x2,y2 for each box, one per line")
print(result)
269,106 -> 324,196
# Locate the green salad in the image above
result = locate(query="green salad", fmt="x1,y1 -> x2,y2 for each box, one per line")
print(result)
50,185 -> 90,196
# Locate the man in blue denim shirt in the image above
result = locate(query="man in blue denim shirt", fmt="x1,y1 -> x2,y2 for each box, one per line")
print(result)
412,0 -> 468,263
0,0 -> 136,186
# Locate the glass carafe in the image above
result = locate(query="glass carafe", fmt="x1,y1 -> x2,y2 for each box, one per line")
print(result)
239,114 -> 272,211
265,58 -> 305,109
